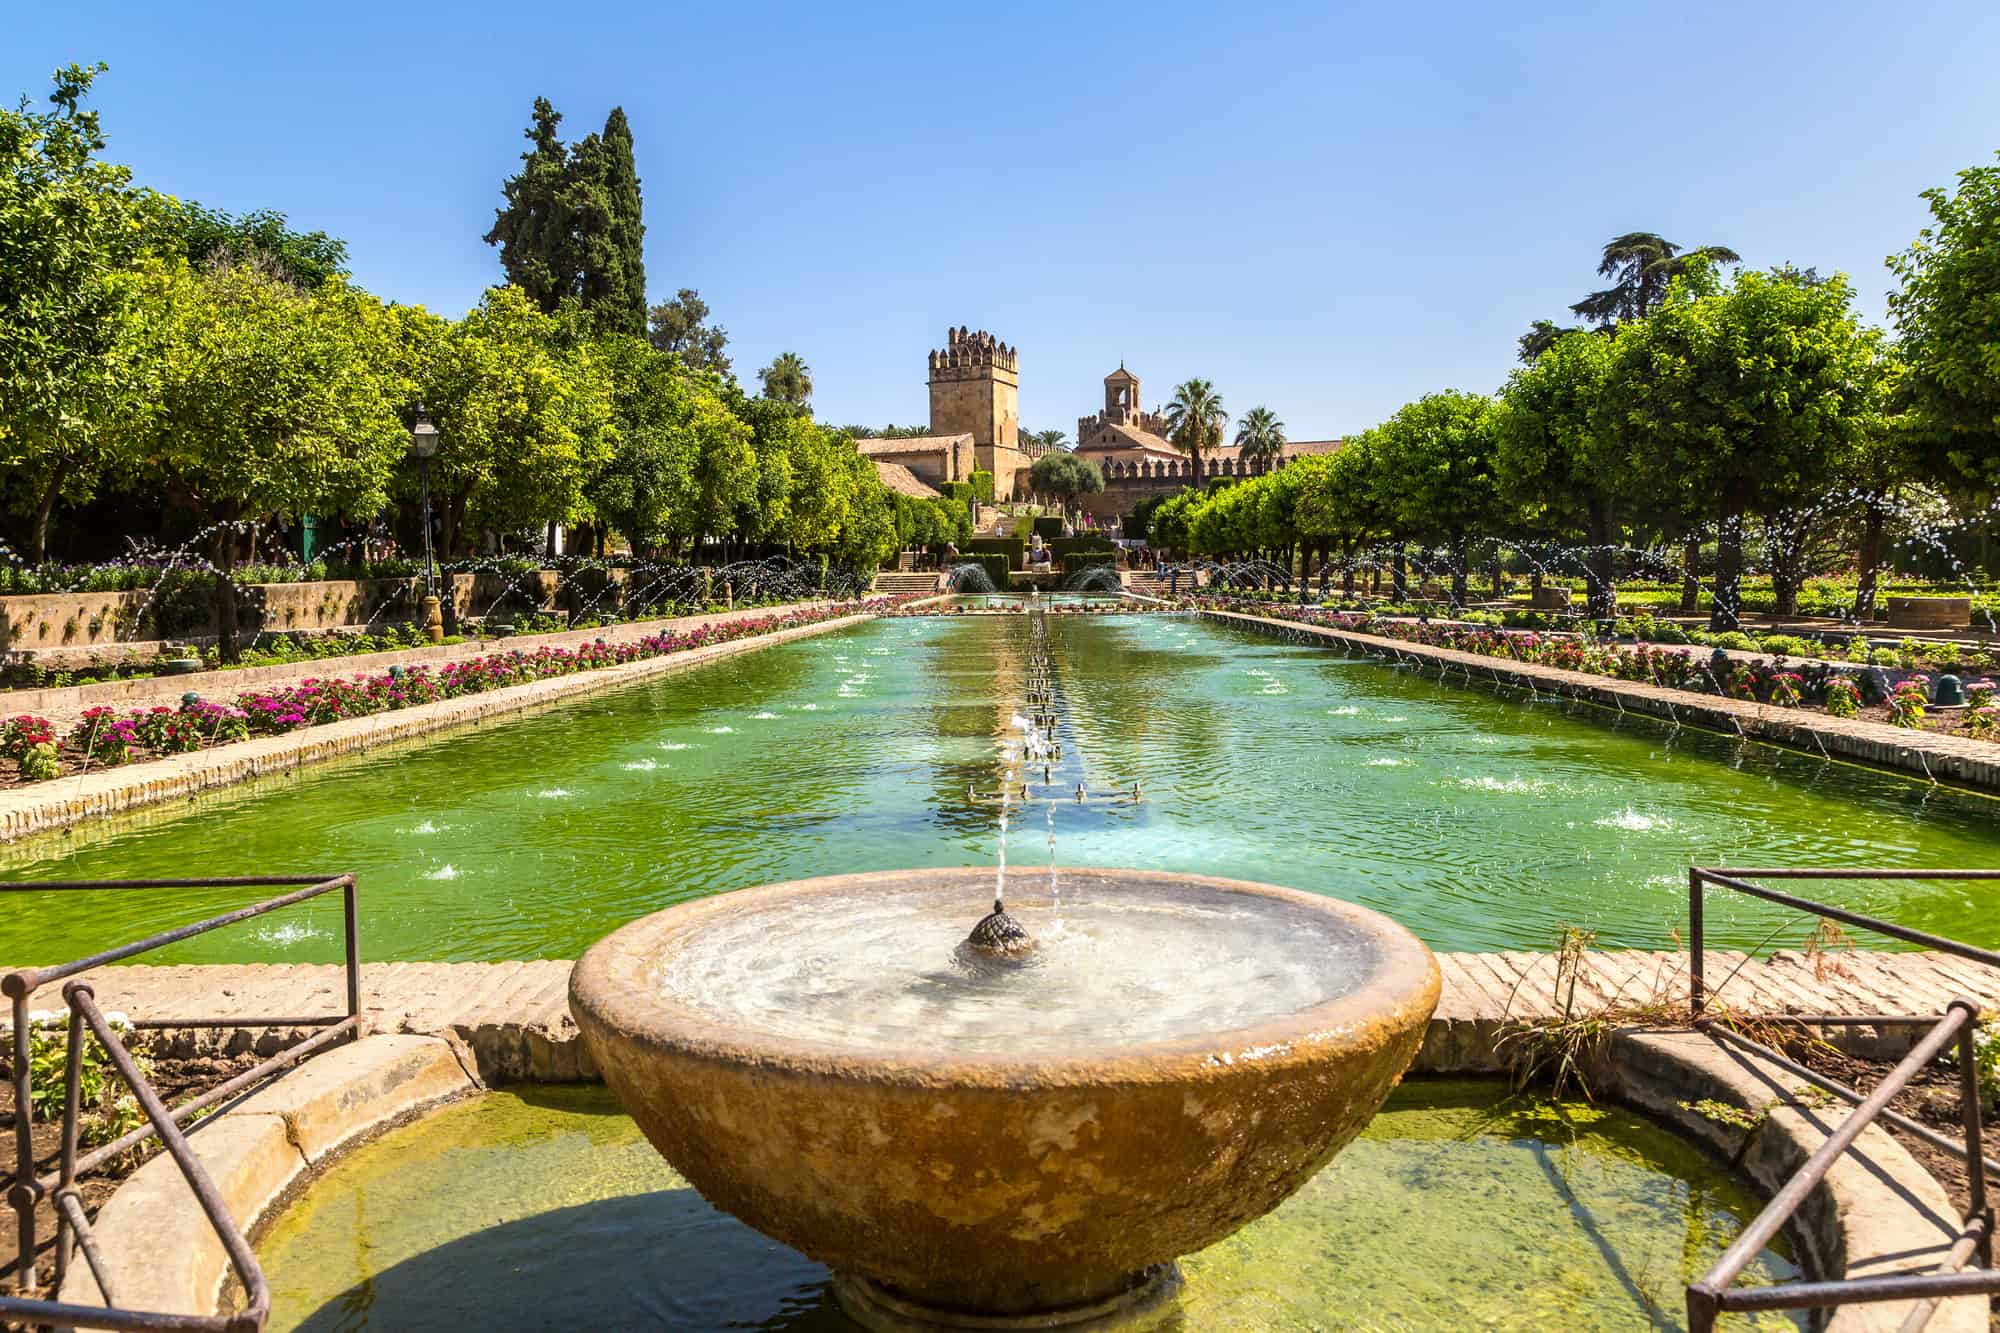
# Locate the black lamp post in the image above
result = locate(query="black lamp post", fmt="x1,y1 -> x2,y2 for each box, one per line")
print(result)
409,405 -> 443,642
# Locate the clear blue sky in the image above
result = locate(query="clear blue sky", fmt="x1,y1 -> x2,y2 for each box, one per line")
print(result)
12,1 -> 2000,439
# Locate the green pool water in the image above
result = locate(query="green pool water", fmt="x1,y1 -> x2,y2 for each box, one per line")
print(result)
253,1081 -> 1803,1331
6,612 -> 1999,963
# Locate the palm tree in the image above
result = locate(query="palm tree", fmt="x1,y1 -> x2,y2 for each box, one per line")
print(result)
758,351 -> 812,406
1234,406 -> 1286,470
1569,232 -> 1741,327
1163,378 -> 1226,485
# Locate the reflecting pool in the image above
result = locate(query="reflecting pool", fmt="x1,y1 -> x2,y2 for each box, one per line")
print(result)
7,613 -> 1999,962
255,1081 -> 1802,1331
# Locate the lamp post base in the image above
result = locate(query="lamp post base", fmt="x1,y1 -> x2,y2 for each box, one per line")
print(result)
422,595 -> 444,644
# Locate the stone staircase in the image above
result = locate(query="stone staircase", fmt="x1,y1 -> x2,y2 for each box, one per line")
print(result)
1124,573 -> 1182,600
872,571 -> 945,596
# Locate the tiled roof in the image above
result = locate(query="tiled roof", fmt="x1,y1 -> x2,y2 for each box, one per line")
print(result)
873,460 -> 944,499
856,433 -> 972,456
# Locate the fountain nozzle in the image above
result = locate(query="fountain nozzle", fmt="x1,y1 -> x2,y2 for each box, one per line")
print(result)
965,897 -> 1036,958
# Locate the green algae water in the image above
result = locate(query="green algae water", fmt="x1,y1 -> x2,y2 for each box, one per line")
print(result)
6,612 -> 2000,962
254,1081 -> 1803,1331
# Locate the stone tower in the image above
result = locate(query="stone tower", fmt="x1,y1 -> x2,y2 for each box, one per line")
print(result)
1103,364 -> 1141,423
928,327 -> 1019,459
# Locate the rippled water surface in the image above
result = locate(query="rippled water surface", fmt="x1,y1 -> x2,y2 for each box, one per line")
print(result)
255,1081 -> 1802,1331
654,877 -> 1380,1055
6,613 -> 2000,961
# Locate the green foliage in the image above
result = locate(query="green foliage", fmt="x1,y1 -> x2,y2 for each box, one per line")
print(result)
1164,378 -> 1227,479
646,288 -> 730,374
1028,451 -> 1104,502
968,471 -> 995,504
0,64 -> 146,559
484,99 -> 646,336
1889,152 -> 2000,491
124,257 -> 410,528
1234,406 -> 1287,467
953,552 -> 1010,590
1032,516 -> 1064,539
1061,551 -> 1115,577
420,284 -> 616,538
967,536 -> 1026,567
142,197 -> 348,288
758,351 -> 812,406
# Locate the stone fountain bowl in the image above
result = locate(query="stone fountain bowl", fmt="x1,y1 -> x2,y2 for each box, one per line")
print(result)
569,867 -> 1439,1328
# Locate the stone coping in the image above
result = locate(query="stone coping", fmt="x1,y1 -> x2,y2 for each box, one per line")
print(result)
0,610 -> 870,845
56,1032 -> 477,1319
2,600 -> 838,728
1204,608 -> 2000,795
58,1023 -> 1979,1328
1597,1029 -> 1984,1332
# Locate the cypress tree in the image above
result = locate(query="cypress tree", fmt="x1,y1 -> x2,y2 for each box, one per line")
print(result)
598,107 -> 648,338
484,98 -> 577,312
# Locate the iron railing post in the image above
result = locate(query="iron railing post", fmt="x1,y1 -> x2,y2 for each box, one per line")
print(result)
8,981 -> 37,1298
1962,1016 -> 1991,1269
1688,868 -> 1705,1018
55,1007 -> 84,1290
1686,1282 -> 1720,1333
342,876 -> 361,1035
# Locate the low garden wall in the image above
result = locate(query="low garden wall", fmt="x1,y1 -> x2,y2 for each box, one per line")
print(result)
0,570 -> 624,659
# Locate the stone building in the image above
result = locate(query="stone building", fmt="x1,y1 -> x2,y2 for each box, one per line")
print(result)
853,328 -> 1050,503
1056,363 -> 1342,524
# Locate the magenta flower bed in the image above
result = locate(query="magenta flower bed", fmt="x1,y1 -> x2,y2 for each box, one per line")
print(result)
1197,597 -> 1873,715
7,597 -> 906,783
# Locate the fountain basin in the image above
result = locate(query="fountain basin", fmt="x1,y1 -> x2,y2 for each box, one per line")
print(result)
568,867 -> 1439,1327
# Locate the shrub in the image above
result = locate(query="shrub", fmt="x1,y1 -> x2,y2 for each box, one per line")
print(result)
1061,552 -> 1115,577
1768,672 -> 1804,707
1889,677 -> 1929,728
1968,678 -> 1997,710
1823,676 -> 1862,718
1709,631 -> 1756,652
69,708 -> 142,764
1869,648 -> 1901,667
1754,634 -> 1812,657
1,715 -> 60,781
1968,705 -> 2000,741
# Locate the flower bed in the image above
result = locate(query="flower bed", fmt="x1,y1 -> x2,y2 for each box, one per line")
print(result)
1196,597 -> 2000,740
3,598 -> 906,785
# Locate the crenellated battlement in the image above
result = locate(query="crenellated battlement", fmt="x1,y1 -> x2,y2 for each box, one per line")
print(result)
928,326 -> 1019,377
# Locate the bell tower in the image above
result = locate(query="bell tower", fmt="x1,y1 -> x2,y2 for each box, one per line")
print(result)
1103,364 -> 1140,424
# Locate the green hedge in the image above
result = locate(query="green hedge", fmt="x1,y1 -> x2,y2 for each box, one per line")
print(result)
949,552 -> 1010,591
967,536 -> 1025,569
969,471 -> 995,504
1062,552 -> 1116,576
1049,534 -> 1113,562
1033,516 -> 1064,539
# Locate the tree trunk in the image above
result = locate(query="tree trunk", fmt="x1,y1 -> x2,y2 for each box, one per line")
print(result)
1342,542 -> 1356,598
29,461 -> 71,563
1450,538 -> 1469,608
1585,501 -> 1617,619
1392,547 -> 1408,601
1855,499 -> 1887,622
215,506 -> 242,665
1680,533 -> 1701,614
1709,507 -> 1744,632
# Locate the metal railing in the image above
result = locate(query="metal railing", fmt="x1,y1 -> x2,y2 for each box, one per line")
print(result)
1684,867 -> 1998,1331
0,874 -> 360,1331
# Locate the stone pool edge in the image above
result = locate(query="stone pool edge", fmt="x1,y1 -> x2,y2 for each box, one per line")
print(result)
57,1032 -> 478,1318
1205,608 -> 2000,796
0,610 -> 875,844
59,1023 -> 1981,1330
